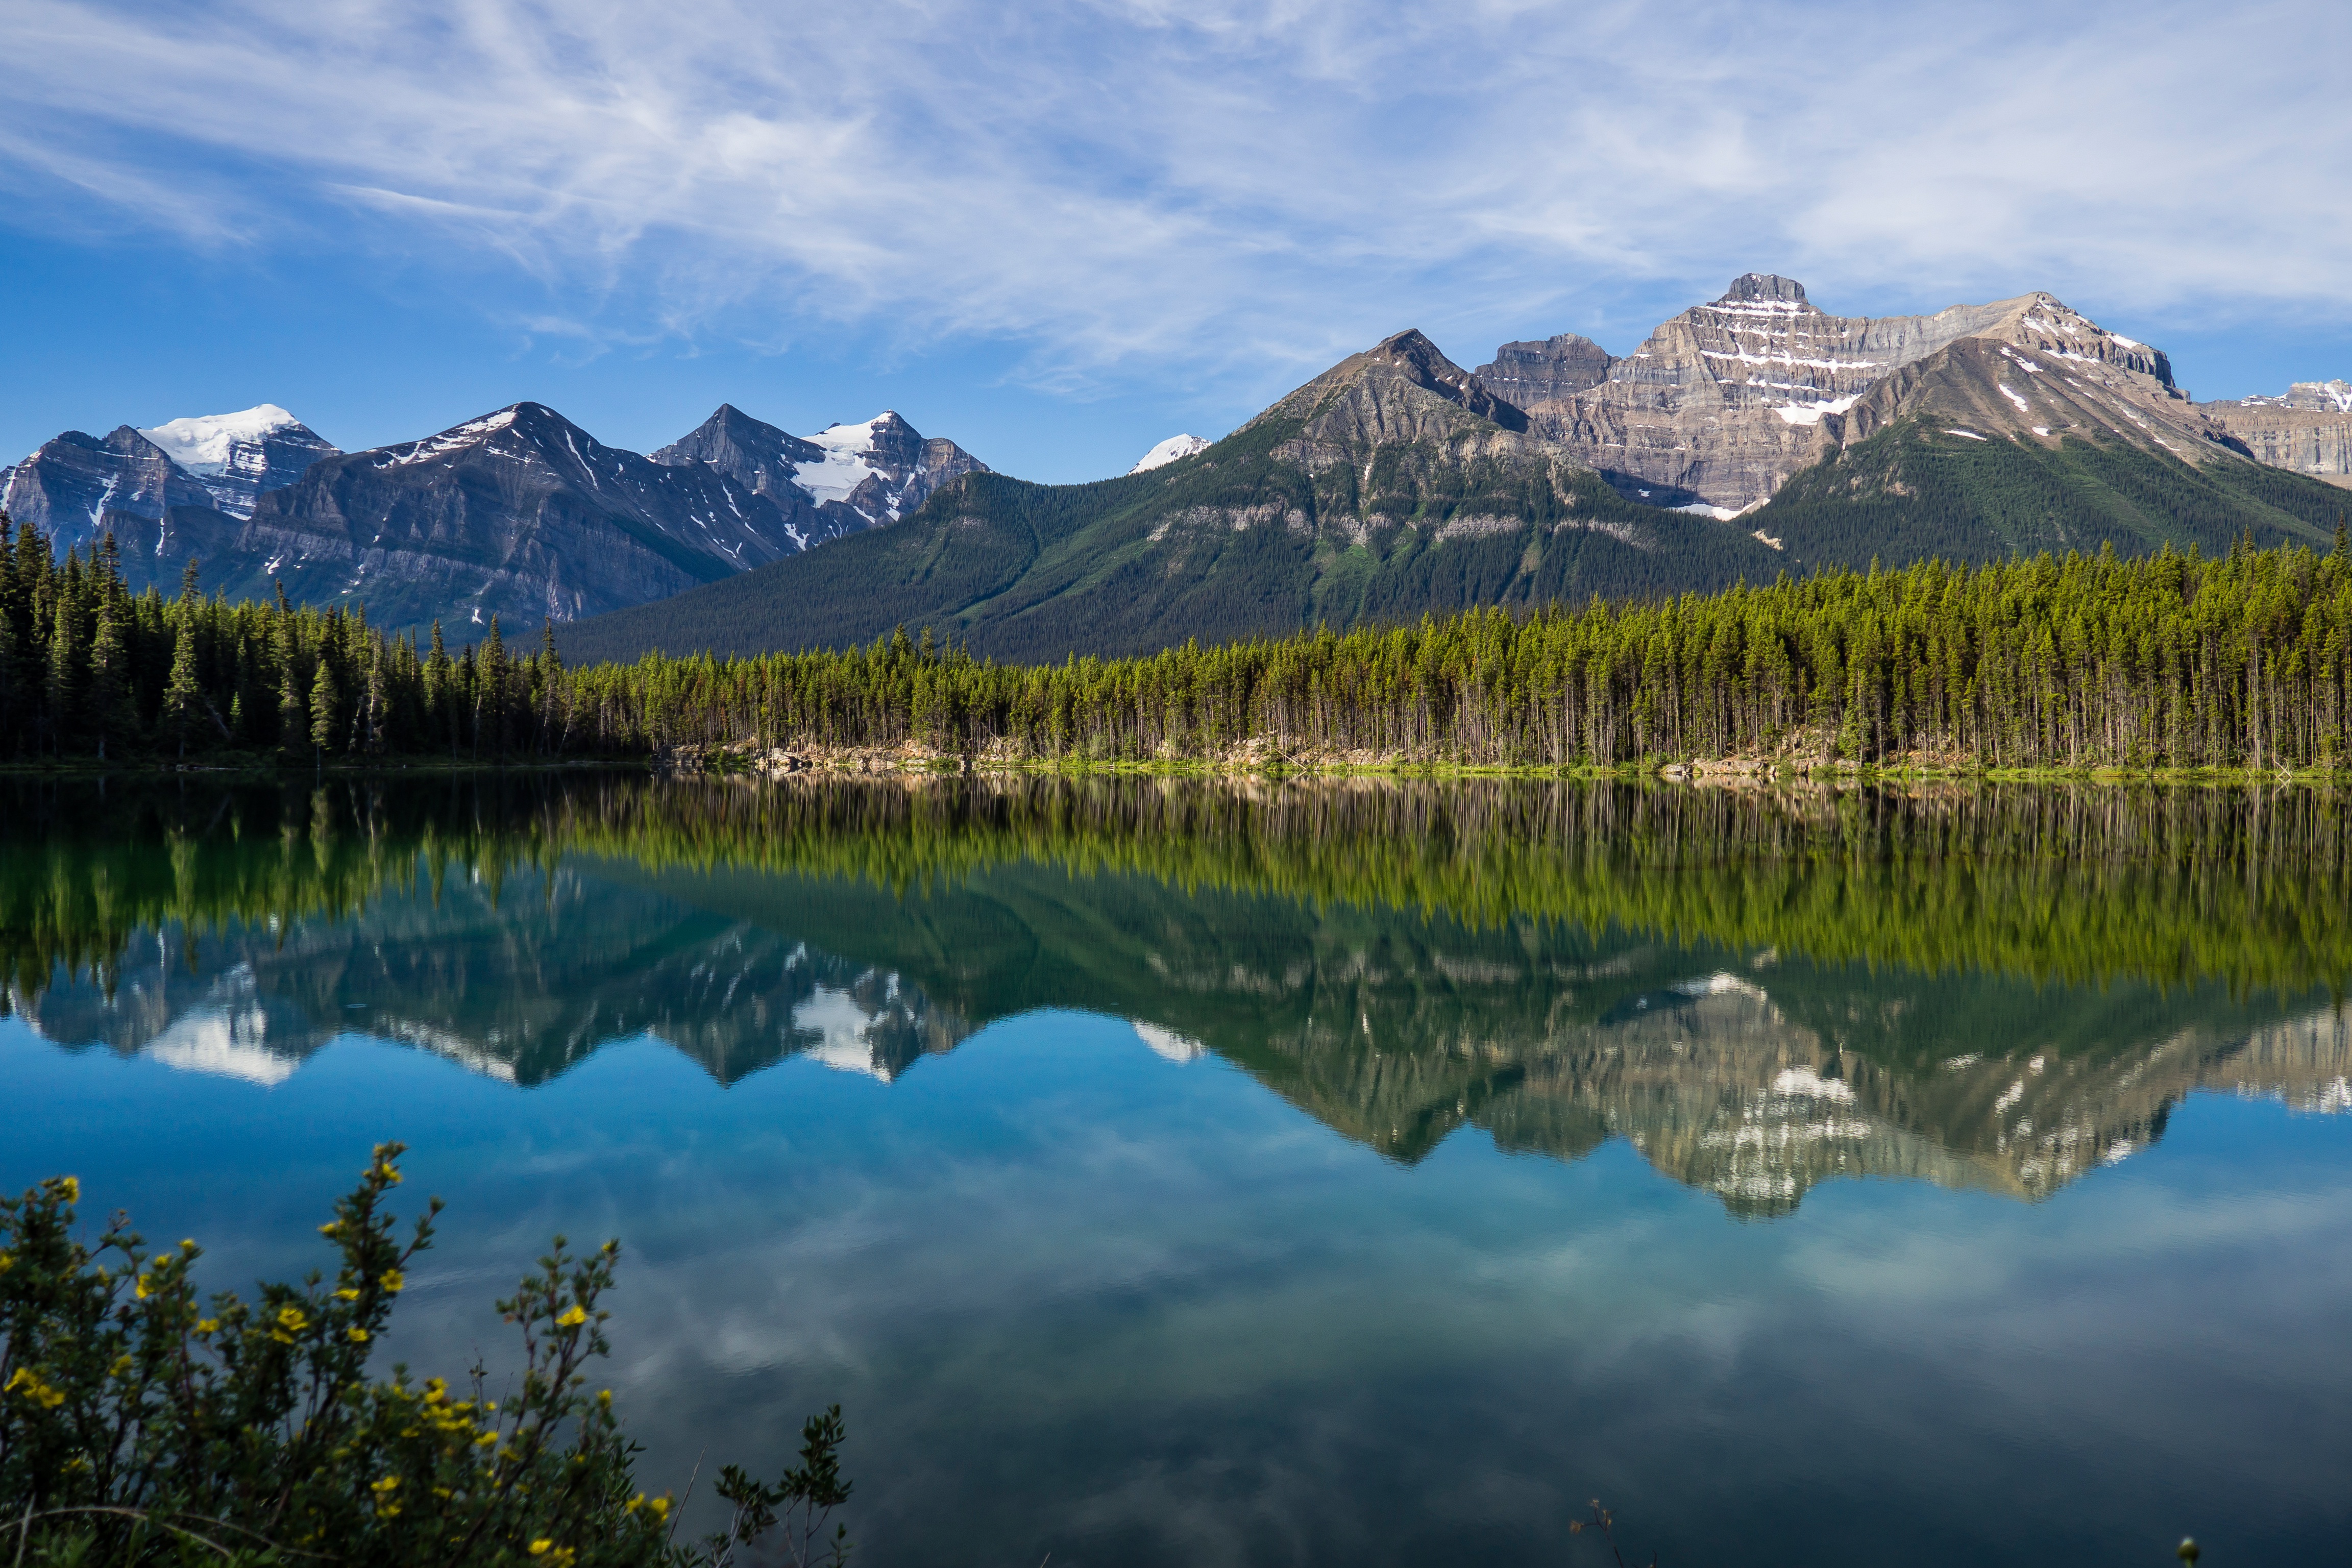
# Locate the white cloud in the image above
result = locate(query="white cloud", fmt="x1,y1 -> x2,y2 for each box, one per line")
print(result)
1,0 -> 2344,391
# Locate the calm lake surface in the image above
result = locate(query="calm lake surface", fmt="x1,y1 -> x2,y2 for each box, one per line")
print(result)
6,774 -> 2349,1566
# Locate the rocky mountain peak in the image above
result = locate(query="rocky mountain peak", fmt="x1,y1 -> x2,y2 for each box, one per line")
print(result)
2199,378 -> 2352,489
1267,328 -> 1530,443
653,405 -> 824,501
0,423 -> 230,572
1474,335 -> 1614,409
1492,275 -> 2226,510
1719,273 -> 1812,308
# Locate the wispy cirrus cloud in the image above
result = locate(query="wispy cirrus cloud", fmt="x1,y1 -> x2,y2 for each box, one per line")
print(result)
1,0 -> 2345,397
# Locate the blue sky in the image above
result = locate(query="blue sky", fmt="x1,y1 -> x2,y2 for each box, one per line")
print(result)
4,0 -> 2347,484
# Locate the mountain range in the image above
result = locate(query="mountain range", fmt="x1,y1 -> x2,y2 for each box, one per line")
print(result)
559,276 -> 2350,664
1,401 -> 983,633
6,274 -> 2347,658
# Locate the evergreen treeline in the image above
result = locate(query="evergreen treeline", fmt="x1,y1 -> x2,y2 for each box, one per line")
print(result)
5,514 -> 2351,770
1,522 -> 571,763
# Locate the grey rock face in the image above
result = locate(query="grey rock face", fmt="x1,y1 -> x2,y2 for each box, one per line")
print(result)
0,425 -> 248,588
1252,328 -> 1531,455
240,402 -> 820,632
2198,381 -> 2352,489
1500,276 -> 2203,511
655,405 -> 987,547
1473,334 -> 1614,408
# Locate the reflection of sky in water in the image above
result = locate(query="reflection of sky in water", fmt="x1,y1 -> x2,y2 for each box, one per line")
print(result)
7,1003 -> 2349,1568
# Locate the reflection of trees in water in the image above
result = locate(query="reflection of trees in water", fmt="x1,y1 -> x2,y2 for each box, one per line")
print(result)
4,773 -> 2347,1212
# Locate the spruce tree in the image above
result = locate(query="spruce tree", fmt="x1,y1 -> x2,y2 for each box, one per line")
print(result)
162,620 -> 203,761
84,599 -> 130,762
45,593 -> 81,756
310,656 -> 338,767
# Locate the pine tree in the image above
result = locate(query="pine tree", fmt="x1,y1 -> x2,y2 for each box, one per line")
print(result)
162,620 -> 203,762
309,656 -> 338,766
275,606 -> 306,752
85,599 -> 130,763
45,592 -> 81,757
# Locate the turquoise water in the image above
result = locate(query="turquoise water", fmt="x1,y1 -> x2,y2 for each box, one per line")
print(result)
5,776 -> 2349,1565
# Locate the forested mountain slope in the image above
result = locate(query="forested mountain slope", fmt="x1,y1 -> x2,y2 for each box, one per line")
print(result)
558,331 -> 1785,663
1748,338 -> 2348,566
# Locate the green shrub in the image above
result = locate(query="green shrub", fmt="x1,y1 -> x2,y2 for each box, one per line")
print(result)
0,1145 -> 848,1567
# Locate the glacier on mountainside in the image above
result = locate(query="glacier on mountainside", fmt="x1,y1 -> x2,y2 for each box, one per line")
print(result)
138,404 -> 302,475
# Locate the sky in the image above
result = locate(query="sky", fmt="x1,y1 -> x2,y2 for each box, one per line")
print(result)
3,0 -> 2348,484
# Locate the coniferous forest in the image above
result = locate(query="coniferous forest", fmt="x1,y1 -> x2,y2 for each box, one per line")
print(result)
5,516 -> 2351,772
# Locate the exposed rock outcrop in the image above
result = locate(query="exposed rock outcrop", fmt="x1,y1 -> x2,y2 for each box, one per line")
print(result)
1495,275 -> 2233,511
2199,381 -> 2352,489
0,425 -> 252,589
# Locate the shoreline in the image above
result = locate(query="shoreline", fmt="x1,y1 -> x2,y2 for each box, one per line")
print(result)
3,751 -> 2346,787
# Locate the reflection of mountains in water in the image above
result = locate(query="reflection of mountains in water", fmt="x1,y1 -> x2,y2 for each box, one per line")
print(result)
7,773 -> 2349,1215
642,858 -> 2342,1217
19,869 -> 968,1088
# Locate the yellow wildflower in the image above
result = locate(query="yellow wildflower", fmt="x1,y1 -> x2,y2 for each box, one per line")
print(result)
380,1270 -> 404,1294
195,1318 -> 219,1336
335,1287 -> 361,1302
4,1368 -> 65,1410
348,1327 -> 371,1343
56,1177 -> 79,1203
278,1305 -> 309,1332
555,1305 -> 586,1328
371,1476 -> 400,1494
529,1541 -> 553,1557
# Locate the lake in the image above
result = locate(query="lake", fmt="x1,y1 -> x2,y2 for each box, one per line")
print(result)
5,773 -> 2348,1566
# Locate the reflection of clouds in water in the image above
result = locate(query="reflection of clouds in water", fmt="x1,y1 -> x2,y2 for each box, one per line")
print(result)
508,1071 -> 2352,1564
139,965 -> 302,1086
15,1016 -> 2352,1565
144,1004 -> 299,1086
1132,1021 -> 1206,1064
791,986 -> 893,1080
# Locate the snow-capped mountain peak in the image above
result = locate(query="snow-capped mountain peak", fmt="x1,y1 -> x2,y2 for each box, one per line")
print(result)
1131,434 -> 1211,474
139,404 -> 301,474
134,403 -> 339,519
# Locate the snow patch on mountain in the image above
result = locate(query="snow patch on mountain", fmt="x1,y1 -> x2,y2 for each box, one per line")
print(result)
1131,434 -> 1211,474
1772,395 -> 1858,426
385,410 -> 517,467
792,418 -> 887,506
139,405 -> 301,475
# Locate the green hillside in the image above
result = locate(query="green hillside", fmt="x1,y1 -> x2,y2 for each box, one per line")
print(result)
1756,418 -> 2346,567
